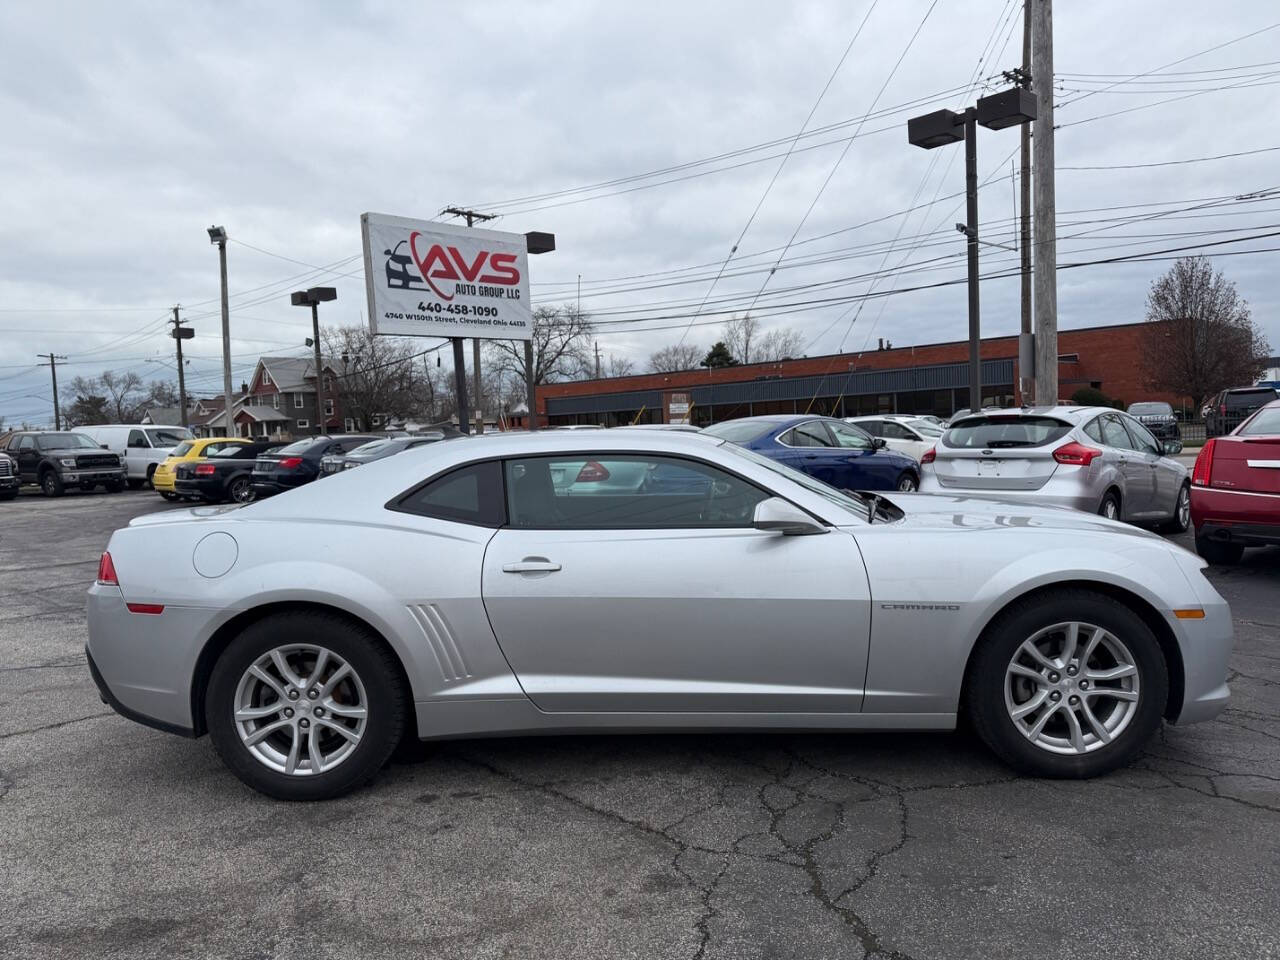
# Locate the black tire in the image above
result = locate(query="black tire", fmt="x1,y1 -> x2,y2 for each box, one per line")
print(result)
895,471 -> 919,493
0,492 -> 17,502
206,611 -> 407,801
1161,482 -> 1191,533
40,470 -> 64,497
105,481 -> 124,493
159,490 -> 180,501
127,478 -> 144,490
226,475 -> 255,504
1195,535 -> 1243,566
965,588 -> 1168,779
145,464 -> 157,489
1098,489 -> 1121,521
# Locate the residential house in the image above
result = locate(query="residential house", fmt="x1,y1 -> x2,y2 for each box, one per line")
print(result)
240,356 -> 343,438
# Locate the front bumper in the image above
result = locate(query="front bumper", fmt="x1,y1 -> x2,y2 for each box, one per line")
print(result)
0,476 -> 18,492
63,467 -> 124,485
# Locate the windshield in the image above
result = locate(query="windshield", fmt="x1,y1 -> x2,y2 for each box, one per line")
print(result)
36,433 -> 100,450
276,437 -> 326,455
905,419 -> 944,437
943,415 -> 1072,449
171,441 -> 195,457
146,428 -> 193,446
1128,403 -> 1172,417
1240,407 -> 1280,435
718,441 -> 871,522
703,420 -> 775,443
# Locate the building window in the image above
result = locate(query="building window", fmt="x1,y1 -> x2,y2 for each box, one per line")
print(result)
325,399 -> 334,416
297,419 -> 309,429
344,418 -> 354,432
294,394 -> 304,409
371,414 -> 381,426
262,370 -> 272,386
272,394 -> 279,409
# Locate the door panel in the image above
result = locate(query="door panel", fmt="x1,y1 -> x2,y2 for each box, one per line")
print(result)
482,526 -> 872,713
1100,415 -> 1152,516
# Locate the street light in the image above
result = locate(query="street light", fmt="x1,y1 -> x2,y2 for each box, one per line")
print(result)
908,87 -> 1035,413
290,286 -> 338,435
207,225 -> 234,435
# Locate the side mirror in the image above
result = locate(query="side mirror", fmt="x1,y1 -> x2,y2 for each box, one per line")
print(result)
752,497 -> 827,536
1162,439 -> 1183,456
871,437 -> 887,449
101,444 -> 109,449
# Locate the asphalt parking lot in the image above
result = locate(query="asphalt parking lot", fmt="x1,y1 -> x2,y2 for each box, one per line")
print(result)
1,486 -> 1277,960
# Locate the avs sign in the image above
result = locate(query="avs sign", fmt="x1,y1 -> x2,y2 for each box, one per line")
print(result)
360,213 -> 533,341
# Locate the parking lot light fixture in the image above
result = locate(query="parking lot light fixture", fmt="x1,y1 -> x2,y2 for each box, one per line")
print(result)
291,287 -> 338,436
207,226 -> 234,435
907,88 -> 1035,413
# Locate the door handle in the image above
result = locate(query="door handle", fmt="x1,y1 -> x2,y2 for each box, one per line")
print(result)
804,454 -> 820,460
502,558 -> 562,574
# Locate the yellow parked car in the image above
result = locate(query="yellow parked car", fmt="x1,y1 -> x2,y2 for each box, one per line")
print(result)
152,437 -> 251,500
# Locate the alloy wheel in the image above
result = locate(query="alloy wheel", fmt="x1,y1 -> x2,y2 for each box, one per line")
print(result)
898,474 -> 918,492
1003,621 -> 1140,755
1177,486 -> 1190,529
230,478 -> 255,503
232,644 -> 368,776
1103,498 -> 1119,520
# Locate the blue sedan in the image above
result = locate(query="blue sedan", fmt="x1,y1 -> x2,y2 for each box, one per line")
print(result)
703,415 -> 921,492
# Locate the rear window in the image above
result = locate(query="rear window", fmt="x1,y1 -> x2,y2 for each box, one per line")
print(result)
703,421 -> 773,443
1127,403 -> 1172,417
1226,389 -> 1278,407
943,415 -> 1072,449
172,441 -> 195,457
1239,407 -> 1280,436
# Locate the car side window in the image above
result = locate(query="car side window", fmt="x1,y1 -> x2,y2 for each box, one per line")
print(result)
390,461 -> 504,526
18,435 -> 35,451
858,420 -> 883,436
128,429 -> 148,448
503,455 -> 769,530
879,422 -> 912,440
1099,415 -> 1135,450
784,422 -> 834,448
1122,417 -> 1160,455
826,422 -> 874,450
1083,417 -> 1104,444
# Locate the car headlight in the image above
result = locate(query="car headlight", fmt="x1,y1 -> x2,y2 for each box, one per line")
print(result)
60,458 -> 77,467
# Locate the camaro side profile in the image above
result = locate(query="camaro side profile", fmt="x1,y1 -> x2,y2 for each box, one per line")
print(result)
87,431 -> 1232,800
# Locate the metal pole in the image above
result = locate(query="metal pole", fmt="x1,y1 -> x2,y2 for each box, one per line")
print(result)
311,302 -> 325,435
964,110 -> 982,414
452,338 -> 471,434
216,240 -> 234,435
524,339 -> 537,431
472,337 -> 483,434
1019,6 -> 1034,402
172,307 -> 189,428
1032,0 -> 1058,405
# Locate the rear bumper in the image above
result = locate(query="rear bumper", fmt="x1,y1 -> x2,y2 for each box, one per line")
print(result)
173,477 -> 222,499
919,474 -> 1098,514
1190,486 -> 1280,546
151,469 -> 176,492
251,474 -> 310,497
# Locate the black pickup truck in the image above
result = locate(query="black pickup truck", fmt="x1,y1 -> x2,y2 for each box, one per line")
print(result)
0,452 -> 18,500
2,431 -> 125,496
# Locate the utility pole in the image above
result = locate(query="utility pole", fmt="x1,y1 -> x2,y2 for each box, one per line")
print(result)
36,353 -> 66,430
170,306 -> 191,427
1015,6 -> 1034,402
594,341 -> 602,379
440,207 -> 497,435
1031,0 -> 1058,405
963,109 -> 982,415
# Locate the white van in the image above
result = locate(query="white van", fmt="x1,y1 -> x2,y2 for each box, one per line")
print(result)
79,424 -> 195,488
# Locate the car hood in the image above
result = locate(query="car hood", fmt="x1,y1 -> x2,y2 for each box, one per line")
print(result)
870,492 -> 1165,542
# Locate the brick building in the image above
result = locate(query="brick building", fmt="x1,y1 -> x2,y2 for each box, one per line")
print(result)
531,320 -> 1177,428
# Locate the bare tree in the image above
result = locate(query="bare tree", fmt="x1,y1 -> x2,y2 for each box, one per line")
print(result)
605,354 -> 635,378
722,314 -> 759,364
61,370 -> 176,423
756,326 -> 806,362
322,325 -> 430,429
648,342 -> 703,372
1140,256 -> 1270,412
98,370 -> 144,421
485,303 -> 595,396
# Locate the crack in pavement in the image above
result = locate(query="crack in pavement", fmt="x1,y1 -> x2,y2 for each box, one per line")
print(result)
0,711 -> 114,740
0,656 -> 88,674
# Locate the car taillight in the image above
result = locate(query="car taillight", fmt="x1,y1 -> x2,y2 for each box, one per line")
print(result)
1219,404 -> 1226,416
195,463 -> 216,476
920,446 -> 936,464
278,457 -> 303,469
1191,438 -> 1216,487
1053,441 -> 1103,466
576,460 -> 611,482
97,552 -> 118,586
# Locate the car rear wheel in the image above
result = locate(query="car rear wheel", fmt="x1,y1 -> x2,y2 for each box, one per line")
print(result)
227,476 -> 255,504
206,611 -> 407,800
40,470 -> 64,497
127,478 -> 143,490
1161,482 -> 1190,533
1098,489 -> 1121,521
1195,535 -> 1243,566
966,588 -> 1167,778
895,472 -> 918,492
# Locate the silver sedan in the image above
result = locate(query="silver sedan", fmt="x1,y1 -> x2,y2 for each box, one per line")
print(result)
87,430 -> 1232,799
920,406 -> 1190,529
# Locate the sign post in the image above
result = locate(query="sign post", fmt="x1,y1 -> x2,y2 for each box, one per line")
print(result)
361,213 -> 535,433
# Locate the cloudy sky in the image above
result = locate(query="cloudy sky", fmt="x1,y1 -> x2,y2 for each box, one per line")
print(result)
2,1 -> 1278,425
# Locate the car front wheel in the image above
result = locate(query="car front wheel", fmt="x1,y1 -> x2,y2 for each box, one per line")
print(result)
966,589 -> 1167,778
40,470 -> 64,497
206,611 -> 407,800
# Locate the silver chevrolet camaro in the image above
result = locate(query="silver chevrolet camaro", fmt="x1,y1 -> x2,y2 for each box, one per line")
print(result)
87,430 -> 1233,800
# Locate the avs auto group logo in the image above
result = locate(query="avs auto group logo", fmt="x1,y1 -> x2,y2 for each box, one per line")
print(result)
382,232 -> 521,303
